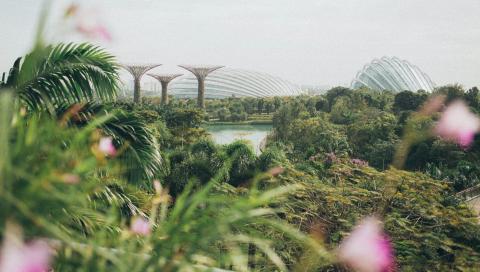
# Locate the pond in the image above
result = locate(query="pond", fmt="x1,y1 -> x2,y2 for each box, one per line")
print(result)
205,124 -> 273,154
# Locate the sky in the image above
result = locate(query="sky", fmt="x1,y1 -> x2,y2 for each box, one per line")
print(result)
1,0 -> 479,88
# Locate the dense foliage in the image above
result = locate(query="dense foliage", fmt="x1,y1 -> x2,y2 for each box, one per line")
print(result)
264,86 -> 480,192
275,160 -> 480,270
120,85 -> 480,270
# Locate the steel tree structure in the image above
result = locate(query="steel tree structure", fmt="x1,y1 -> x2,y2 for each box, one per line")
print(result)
147,73 -> 183,105
123,64 -> 162,103
178,65 -> 224,108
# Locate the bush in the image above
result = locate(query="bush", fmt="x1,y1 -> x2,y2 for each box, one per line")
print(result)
191,138 -> 217,157
257,146 -> 287,171
286,117 -> 351,159
224,140 -> 257,186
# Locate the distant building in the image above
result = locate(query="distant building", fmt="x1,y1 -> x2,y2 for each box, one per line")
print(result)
351,57 -> 435,92
170,68 -> 305,99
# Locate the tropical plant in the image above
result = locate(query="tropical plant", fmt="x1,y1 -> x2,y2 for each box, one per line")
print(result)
0,91 -> 140,238
225,141 -> 257,187
1,43 -> 119,112
0,40 -> 164,186
55,103 -> 162,186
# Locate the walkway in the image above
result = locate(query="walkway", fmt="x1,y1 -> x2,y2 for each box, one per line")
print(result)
457,184 -> 480,217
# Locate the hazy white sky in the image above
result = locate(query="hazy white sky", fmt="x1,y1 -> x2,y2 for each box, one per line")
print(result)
1,0 -> 479,87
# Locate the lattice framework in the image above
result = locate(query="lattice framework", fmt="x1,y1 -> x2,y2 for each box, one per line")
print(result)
122,64 -> 162,103
147,73 -> 183,105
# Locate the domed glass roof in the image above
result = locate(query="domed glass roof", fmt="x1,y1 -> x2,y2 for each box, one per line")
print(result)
170,68 -> 304,98
351,57 -> 435,92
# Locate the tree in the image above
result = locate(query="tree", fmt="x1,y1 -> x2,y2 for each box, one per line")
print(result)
273,96 -> 282,110
465,87 -> 480,110
325,87 -> 352,111
330,96 -> 355,124
257,98 -> 265,114
272,104 -> 294,140
286,117 -> 351,159
216,107 -> 230,121
393,91 -> 427,113
1,43 -> 164,185
347,111 -> 398,169
242,97 -> 256,114
224,141 -> 257,186
434,84 -> 465,103
265,100 -> 274,114
163,107 -> 206,146
315,97 -> 328,112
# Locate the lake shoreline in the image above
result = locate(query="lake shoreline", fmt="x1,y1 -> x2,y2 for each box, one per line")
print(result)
205,123 -> 273,154
206,120 -> 273,126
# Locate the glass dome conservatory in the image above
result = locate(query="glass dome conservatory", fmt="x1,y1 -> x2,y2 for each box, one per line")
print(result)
351,57 -> 435,92
169,68 -> 304,98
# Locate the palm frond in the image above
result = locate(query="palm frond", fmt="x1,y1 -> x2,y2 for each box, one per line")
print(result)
6,43 -> 119,111
55,103 -> 162,186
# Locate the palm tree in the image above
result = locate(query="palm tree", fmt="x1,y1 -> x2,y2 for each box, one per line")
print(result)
1,42 -> 161,186
1,43 -> 119,111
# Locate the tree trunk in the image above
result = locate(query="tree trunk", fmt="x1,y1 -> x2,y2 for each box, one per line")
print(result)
133,77 -> 141,104
161,81 -> 169,105
197,78 -> 205,109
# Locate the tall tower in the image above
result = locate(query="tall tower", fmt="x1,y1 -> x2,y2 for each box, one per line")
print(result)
123,64 -> 161,103
178,65 -> 224,108
147,73 -> 183,105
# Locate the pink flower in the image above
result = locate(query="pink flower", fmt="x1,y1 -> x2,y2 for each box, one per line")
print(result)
153,180 -> 162,194
99,137 -> 116,156
130,217 -> 151,236
324,152 -> 338,164
64,5 -> 112,42
61,173 -> 80,184
76,24 -> 112,42
338,217 -> 394,272
351,158 -> 369,167
434,100 -> 480,148
0,224 -> 53,272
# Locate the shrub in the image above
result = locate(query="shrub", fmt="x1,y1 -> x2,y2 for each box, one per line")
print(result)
224,141 -> 257,186
257,146 -> 287,171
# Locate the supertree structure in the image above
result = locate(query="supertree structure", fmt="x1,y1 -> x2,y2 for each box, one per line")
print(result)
147,73 -> 183,105
123,64 -> 161,103
178,65 -> 224,108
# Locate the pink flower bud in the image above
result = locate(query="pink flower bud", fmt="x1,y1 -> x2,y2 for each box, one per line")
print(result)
153,180 -> 162,194
61,174 -> 80,184
338,217 -> 395,272
76,24 -> 112,42
0,224 -> 53,272
434,100 -> 480,148
130,217 -> 151,236
64,5 -> 112,42
99,137 -> 116,156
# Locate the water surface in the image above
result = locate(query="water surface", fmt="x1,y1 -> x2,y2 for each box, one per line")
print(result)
206,124 -> 272,154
